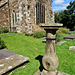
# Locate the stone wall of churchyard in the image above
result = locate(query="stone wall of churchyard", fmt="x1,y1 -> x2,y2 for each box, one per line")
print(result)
0,2 -> 9,30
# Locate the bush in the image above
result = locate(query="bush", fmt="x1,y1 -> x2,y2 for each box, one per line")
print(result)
0,37 -> 6,49
25,33 -> 33,36
56,33 -> 61,43
56,27 -> 69,34
56,27 -> 69,43
0,30 -> 3,33
33,30 -> 46,38
2,27 -> 9,33
0,27 -> 9,34
0,30 -> 2,34
73,26 -> 75,30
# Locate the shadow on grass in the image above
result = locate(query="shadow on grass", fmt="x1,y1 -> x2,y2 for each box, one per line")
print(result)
35,55 -> 45,72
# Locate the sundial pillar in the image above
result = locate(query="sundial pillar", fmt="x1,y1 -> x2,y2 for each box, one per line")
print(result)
34,23 -> 70,75
40,23 -> 62,75
42,29 -> 59,72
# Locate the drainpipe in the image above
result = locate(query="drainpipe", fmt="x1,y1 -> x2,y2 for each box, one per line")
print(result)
8,0 -> 11,31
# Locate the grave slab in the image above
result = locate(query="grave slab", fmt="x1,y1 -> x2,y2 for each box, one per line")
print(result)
64,36 -> 75,40
0,49 -> 29,74
57,41 -> 66,45
2,34 -> 13,37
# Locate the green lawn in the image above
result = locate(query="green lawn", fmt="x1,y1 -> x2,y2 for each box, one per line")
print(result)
0,32 -> 75,75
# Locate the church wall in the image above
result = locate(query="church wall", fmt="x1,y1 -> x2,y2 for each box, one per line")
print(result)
0,1 -> 9,30
9,0 -> 54,33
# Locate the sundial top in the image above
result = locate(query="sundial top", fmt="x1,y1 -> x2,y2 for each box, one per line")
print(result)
40,23 -> 63,29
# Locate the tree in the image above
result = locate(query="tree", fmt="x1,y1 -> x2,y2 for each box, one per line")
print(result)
67,0 -> 75,29
67,0 -> 75,14
54,0 -> 75,30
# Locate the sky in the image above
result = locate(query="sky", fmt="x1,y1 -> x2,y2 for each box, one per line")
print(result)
52,0 -> 74,12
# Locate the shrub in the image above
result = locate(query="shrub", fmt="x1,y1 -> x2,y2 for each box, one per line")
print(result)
56,27 -> 69,34
0,30 -> 4,33
0,30 -> 2,34
25,33 -> 33,36
33,30 -> 46,38
0,27 -> 9,34
56,33 -> 61,43
2,27 -> 9,33
56,27 -> 69,43
0,37 -> 6,49
73,26 -> 75,30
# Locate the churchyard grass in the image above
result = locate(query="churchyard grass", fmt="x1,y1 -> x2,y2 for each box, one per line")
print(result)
0,32 -> 75,75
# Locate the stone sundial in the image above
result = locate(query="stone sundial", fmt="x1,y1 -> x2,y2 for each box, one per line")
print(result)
34,23 -> 70,75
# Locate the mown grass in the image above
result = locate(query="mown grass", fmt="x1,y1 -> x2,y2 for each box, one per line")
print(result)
0,32 -> 75,75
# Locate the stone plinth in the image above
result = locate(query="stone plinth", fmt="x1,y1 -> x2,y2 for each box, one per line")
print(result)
34,70 -> 70,75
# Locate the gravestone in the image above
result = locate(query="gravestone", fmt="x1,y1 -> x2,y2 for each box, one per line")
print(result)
64,36 -> 75,40
0,49 -> 29,74
2,34 -> 14,37
69,46 -> 75,51
57,41 -> 66,45
34,23 -> 70,75
67,32 -> 72,35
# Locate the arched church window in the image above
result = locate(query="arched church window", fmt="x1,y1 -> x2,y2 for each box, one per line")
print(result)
36,3 -> 45,25
12,10 -> 17,27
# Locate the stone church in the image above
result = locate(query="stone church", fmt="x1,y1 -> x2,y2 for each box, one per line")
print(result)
0,0 -> 54,33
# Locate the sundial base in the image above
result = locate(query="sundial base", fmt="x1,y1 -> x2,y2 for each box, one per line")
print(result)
34,69 -> 70,75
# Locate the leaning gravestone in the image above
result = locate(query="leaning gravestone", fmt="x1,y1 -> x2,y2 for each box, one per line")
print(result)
0,49 -> 29,74
34,23 -> 70,75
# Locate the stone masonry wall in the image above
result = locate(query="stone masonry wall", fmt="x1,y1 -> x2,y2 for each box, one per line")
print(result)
45,0 -> 54,23
0,1 -> 9,30
16,0 -> 32,33
9,0 -> 54,33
